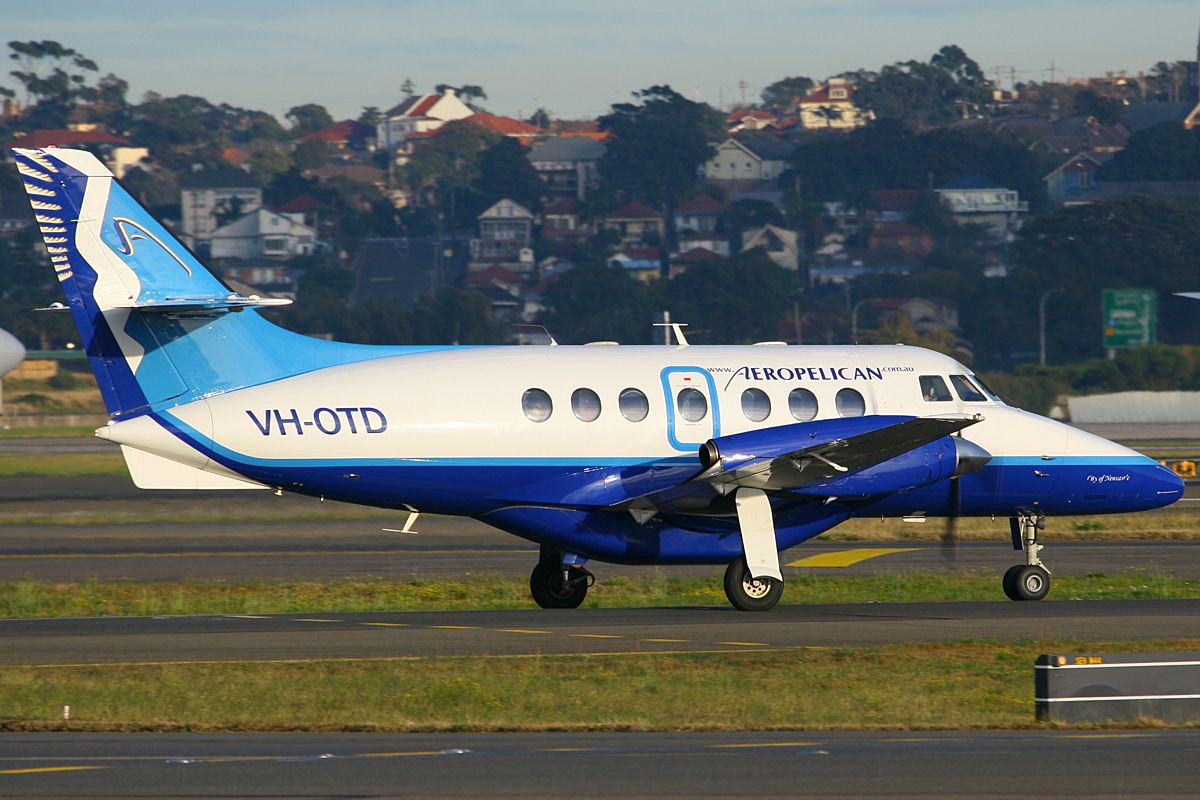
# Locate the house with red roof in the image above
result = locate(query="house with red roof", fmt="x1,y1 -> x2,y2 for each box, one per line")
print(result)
295,119 -> 375,153
867,221 -> 933,257
798,79 -> 873,130
376,89 -> 474,150
603,201 -> 664,247
726,108 -> 777,133
542,198 -> 588,241
6,129 -> 146,178
466,113 -> 543,143
668,246 -> 727,279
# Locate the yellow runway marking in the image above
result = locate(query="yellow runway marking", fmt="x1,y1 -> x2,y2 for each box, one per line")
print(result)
429,625 -> 478,630
788,547 -> 921,568
0,766 -> 104,775
293,618 -> 341,623
718,641 -> 768,647
360,622 -> 408,628
570,634 -> 622,639
710,742 -> 822,749
496,628 -> 551,635
641,638 -> 688,643
886,737 -> 952,743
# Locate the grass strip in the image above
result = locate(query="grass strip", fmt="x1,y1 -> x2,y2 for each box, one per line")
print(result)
0,452 -> 124,477
3,638 -> 1199,732
1,571 -> 1197,618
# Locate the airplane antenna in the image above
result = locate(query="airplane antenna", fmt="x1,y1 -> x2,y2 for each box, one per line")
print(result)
511,324 -> 558,346
652,322 -> 689,346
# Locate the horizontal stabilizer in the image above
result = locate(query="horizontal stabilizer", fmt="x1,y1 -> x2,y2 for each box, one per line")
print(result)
120,445 -> 268,490
115,294 -> 292,315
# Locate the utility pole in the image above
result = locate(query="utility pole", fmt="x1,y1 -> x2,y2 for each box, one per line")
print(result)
737,80 -> 749,107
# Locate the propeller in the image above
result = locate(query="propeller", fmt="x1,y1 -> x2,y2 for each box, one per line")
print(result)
942,437 -> 992,563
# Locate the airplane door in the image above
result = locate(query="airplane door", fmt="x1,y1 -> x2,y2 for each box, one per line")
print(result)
661,367 -> 720,452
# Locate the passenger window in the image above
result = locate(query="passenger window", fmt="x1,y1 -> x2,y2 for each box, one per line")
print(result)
522,388 -> 552,422
677,387 -> 708,422
571,388 -> 601,422
919,375 -> 953,402
788,388 -> 818,421
835,387 -> 866,417
741,388 -> 771,422
618,388 -> 649,422
950,375 -> 987,402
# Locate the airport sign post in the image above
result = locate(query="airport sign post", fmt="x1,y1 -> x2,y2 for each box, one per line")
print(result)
1102,288 -> 1156,350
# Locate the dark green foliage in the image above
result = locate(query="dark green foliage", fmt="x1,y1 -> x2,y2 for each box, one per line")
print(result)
1096,123 -> 1200,182
664,252 -> 798,344
598,85 -> 724,209
1011,197 -> 1200,362
473,137 -> 543,213
760,76 -> 814,109
1072,89 -> 1124,125
285,103 -> 334,136
848,45 -> 992,128
538,263 -> 662,344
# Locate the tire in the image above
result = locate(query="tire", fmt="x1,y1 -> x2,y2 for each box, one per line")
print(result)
723,559 -> 784,612
529,561 -> 588,609
1002,564 -> 1024,601
1005,565 -> 1050,602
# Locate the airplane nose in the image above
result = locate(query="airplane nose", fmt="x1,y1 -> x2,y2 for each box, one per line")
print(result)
1146,462 -> 1186,507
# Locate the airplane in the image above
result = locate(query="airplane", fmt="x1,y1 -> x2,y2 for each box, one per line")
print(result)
0,327 -> 24,378
11,146 -> 1186,611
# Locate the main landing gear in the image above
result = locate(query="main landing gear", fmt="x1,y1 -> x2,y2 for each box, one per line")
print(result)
529,549 -> 594,609
724,558 -> 784,611
1003,513 -> 1051,601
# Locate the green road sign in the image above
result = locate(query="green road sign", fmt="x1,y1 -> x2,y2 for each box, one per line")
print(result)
1102,288 -> 1156,348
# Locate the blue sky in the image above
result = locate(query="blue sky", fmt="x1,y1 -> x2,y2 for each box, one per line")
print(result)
6,1 -> 1198,122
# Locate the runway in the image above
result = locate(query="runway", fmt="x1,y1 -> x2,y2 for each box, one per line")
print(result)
3,730 -> 1198,798
4,599 -> 1200,666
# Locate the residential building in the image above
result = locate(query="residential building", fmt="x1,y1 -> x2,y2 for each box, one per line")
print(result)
797,79 -> 873,130
603,201 -> 665,247
741,224 -> 801,271
870,189 -> 920,222
295,119 -> 376,153
725,108 -> 777,133
934,175 -> 1028,242
472,199 -> 534,271
305,163 -> 386,188
541,197 -> 588,241
220,262 -> 297,299
867,222 -> 933,257
673,193 -> 729,256
179,167 -> 262,250
668,246 -> 726,279
375,89 -> 474,151
1044,151 -> 1116,206
607,247 -> 662,283
526,136 -> 606,200
704,137 -> 793,184
209,208 -> 318,261
0,189 -> 33,237
466,112 -> 543,144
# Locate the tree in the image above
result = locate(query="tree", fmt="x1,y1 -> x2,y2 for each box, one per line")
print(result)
7,40 -> 99,126
665,253 -> 796,344
436,83 -> 487,108
358,106 -> 383,126
760,76 -> 814,109
1096,123 -> 1200,182
598,85 -> 723,210
294,138 -> 334,171
473,137 -> 543,213
1073,89 -> 1124,125
538,263 -> 659,344
1010,197 -> 1200,361
286,103 -> 334,135
528,107 -> 552,129
397,120 -> 498,225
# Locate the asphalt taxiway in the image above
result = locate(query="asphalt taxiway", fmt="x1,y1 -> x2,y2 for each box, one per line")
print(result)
3,730 -> 1198,798
4,599 -> 1199,666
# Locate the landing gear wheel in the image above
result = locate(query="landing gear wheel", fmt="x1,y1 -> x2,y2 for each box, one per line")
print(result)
529,561 -> 590,609
1003,564 -> 1050,601
723,559 -> 784,612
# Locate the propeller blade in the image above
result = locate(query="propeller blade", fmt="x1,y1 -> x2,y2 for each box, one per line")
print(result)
941,476 -> 960,562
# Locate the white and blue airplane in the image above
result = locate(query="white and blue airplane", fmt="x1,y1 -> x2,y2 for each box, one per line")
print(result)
12,146 -> 1186,610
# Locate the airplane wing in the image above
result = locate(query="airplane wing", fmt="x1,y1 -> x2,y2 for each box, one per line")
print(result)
620,415 -> 981,518
492,415 -> 981,515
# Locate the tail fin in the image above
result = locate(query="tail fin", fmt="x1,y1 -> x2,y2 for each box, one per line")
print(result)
13,147 -> 410,418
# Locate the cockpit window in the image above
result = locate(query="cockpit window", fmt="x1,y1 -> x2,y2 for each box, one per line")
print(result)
950,374 -> 987,402
970,373 -> 1003,403
919,375 -> 953,402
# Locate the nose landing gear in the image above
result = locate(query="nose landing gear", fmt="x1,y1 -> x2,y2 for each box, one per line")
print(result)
1003,513 -> 1051,601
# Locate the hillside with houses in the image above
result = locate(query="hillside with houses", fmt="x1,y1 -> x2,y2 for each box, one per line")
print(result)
4,39 -> 1200,404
